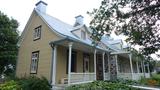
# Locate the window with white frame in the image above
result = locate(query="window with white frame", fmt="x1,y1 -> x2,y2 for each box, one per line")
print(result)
33,25 -> 41,40
30,51 -> 39,74
81,30 -> 86,40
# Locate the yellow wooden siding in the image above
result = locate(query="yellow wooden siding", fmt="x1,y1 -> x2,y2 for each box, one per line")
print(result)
16,11 -> 62,80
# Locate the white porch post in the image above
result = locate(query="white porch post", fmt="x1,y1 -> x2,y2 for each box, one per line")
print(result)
94,49 -> 97,80
143,61 -> 146,77
141,61 -> 144,73
136,60 -> 139,73
141,61 -> 145,77
68,42 -> 73,85
147,62 -> 150,74
102,52 -> 105,80
129,53 -> 133,80
107,53 -> 110,80
115,55 -> 118,74
51,45 -> 57,89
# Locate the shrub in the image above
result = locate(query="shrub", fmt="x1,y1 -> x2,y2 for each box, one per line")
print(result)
147,79 -> 158,86
139,74 -> 160,87
66,81 -> 139,90
0,76 -> 51,90
0,80 -> 20,90
18,76 -> 51,90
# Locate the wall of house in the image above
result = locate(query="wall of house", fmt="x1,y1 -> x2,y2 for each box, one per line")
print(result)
16,11 -> 62,81
56,46 -> 67,84
118,55 -> 138,73
76,50 -> 83,72
118,55 -> 131,73
90,54 -> 94,72
55,46 -> 95,84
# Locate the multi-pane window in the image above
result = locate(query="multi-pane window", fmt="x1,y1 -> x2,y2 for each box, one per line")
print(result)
33,25 -> 41,40
30,51 -> 39,74
81,30 -> 86,40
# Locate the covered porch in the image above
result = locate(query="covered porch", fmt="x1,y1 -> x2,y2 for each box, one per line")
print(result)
49,38 -> 110,88
111,51 -> 150,80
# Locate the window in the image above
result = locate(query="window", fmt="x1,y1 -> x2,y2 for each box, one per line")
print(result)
30,51 -> 39,74
33,25 -> 41,40
81,30 -> 86,40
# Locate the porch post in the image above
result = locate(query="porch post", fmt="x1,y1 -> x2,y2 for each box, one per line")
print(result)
115,55 -> 118,74
141,61 -> 145,77
143,61 -> 146,77
51,45 -> 57,89
136,60 -> 139,73
68,42 -> 73,85
94,49 -> 97,80
129,53 -> 133,80
147,62 -> 150,74
102,52 -> 105,80
107,53 -> 110,80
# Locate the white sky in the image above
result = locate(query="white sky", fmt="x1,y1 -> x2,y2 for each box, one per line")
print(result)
0,0 -> 101,32
0,0 -> 159,60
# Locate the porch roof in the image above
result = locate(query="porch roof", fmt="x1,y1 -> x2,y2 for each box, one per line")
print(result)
50,37 -> 111,53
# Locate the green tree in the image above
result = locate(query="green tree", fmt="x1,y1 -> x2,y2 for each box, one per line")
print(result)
88,0 -> 160,55
0,11 -> 19,76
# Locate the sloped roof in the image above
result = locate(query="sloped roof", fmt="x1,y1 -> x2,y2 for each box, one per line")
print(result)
101,37 -> 120,51
107,39 -> 123,45
35,9 -> 76,38
35,9 -> 96,48
35,9 -> 125,52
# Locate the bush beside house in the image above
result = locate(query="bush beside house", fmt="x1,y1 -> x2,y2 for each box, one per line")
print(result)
0,76 -> 51,90
139,74 -> 160,87
66,81 -> 139,90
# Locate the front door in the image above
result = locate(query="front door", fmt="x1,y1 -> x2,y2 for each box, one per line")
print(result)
84,54 -> 89,72
96,54 -> 103,80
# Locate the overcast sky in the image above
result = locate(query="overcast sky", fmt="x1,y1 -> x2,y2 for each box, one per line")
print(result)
0,0 -> 159,60
0,0 -> 101,32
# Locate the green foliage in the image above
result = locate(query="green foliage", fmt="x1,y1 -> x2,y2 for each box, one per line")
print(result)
0,11 -> 19,75
88,0 -> 160,55
0,80 -> 20,90
17,76 -> 51,90
139,74 -> 160,87
0,76 -> 51,90
66,81 -> 139,90
151,74 -> 160,86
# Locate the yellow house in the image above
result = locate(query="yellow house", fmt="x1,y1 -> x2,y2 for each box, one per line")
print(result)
16,1 -> 150,89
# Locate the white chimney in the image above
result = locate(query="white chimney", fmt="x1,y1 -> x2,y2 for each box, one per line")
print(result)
74,15 -> 84,26
36,0 -> 48,13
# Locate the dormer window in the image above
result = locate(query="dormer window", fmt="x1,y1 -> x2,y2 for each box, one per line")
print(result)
81,30 -> 86,40
33,25 -> 41,41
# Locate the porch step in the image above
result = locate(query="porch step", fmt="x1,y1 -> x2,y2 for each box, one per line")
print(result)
52,84 -> 68,90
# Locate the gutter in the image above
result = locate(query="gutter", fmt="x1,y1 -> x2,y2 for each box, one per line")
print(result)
49,36 -> 111,52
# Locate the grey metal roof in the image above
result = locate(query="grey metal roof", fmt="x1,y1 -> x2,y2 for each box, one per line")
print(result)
35,9 -> 124,52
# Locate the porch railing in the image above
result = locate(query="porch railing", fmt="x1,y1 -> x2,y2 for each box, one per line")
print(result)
70,73 -> 95,84
104,73 -> 110,80
117,73 -> 132,80
132,73 -> 144,80
118,73 -> 148,80
145,73 -> 150,78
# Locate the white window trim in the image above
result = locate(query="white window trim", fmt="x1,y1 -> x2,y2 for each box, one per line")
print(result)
33,25 -> 41,40
30,51 -> 39,74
